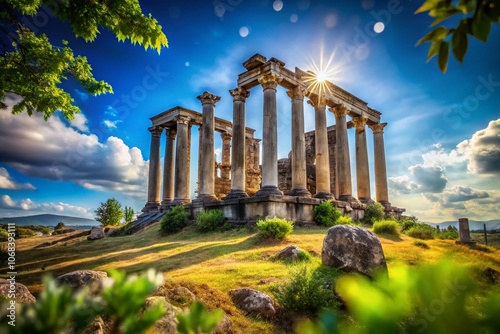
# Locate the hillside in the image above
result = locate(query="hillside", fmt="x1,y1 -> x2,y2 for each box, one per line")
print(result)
426,219 -> 500,231
0,213 -> 98,227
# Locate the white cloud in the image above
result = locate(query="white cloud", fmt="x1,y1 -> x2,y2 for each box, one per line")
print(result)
409,164 -> 448,193
388,175 -> 418,194
0,195 -> 93,217
0,167 -> 36,190
0,106 -> 148,198
70,113 -> 90,132
103,119 -> 122,129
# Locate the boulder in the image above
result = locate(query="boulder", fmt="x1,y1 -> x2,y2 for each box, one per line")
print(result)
144,296 -> 181,334
0,278 -> 36,303
213,315 -> 233,334
166,286 -> 196,307
88,227 -> 105,240
484,267 -> 500,285
229,288 -> 275,318
55,270 -> 108,294
322,225 -> 387,279
275,245 -> 302,262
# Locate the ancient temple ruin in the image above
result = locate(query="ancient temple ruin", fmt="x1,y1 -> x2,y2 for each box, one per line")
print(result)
143,54 -> 404,222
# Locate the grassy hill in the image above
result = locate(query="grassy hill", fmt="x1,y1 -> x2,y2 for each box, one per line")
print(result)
0,213 -> 98,228
2,220 -> 500,333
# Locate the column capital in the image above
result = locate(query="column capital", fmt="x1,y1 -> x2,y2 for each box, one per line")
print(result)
329,104 -> 349,118
351,116 -> 368,130
149,126 -> 163,137
307,95 -> 327,109
221,132 -> 232,141
287,86 -> 307,101
175,115 -> 191,125
258,73 -> 282,91
229,87 -> 250,102
166,128 -> 177,138
197,91 -> 221,106
369,122 -> 388,134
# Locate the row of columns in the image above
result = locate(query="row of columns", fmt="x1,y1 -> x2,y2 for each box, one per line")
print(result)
145,75 -> 390,210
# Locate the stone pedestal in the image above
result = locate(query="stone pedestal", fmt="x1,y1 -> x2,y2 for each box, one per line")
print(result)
456,218 -> 476,246
330,105 -> 353,202
288,87 -> 311,197
256,74 -> 283,197
226,88 -> 250,199
173,116 -> 191,205
195,91 -> 220,202
369,123 -> 390,206
161,129 -> 176,207
352,116 -> 373,204
144,126 -> 163,211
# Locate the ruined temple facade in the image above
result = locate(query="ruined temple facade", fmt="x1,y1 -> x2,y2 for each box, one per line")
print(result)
143,54 -> 404,221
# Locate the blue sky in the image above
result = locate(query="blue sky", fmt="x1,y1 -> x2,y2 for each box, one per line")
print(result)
0,0 -> 499,223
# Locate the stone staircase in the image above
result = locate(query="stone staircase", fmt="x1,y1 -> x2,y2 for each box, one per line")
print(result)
121,211 -> 165,235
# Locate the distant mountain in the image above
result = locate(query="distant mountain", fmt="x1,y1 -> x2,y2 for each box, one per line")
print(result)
425,219 -> 500,231
0,214 -> 99,227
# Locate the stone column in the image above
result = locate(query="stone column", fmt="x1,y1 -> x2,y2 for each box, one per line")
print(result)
287,87 -> 311,197
161,128 -> 176,206
308,96 -> 333,199
144,126 -> 163,211
195,92 -> 221,202
352,116 -> 373,204
369,123 -> 390,205
197,126 -> 202,195
256,73 -> 283,196
226,87 -> 250,199
220,132 -> 232,179
173,116 -> 191,204
330,104 -> 354,202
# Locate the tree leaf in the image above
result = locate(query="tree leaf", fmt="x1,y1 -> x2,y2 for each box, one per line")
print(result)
484,0 -> 500,22
416,26 -> 449,45
438,40 -> 449,73
471,12 -> 491,41
427,40 -> 442,61
452,30 -> 468,63
430,8 -> 462,25
415,0 -> 442,14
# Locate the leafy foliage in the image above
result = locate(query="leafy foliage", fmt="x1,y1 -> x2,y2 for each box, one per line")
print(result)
363,202 -> 385,225
413,240 -> 430,249
124,206 -> 135,224
372,219 -> 399,235
313,200 -> 341,227
416,0 -> 499,73
195,209 -> 227,232
297,260 -> 500,334
256,217 -> 294,239
398,218 -> 418,232
406,225 -> 436,240
160,205 -> 190,234
0,228 -> 8,241
0,0 -> 168,120
438,225 -> 459,240
272,265 -> 339,315
176,301 -> 224,334
0,269 -> 165,334
55,222 -> 66,230
94,197 -> 124,226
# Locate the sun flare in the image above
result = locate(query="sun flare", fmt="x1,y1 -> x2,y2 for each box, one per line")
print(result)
303,48 -> 342,99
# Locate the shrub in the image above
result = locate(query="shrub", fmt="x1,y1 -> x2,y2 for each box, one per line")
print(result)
161,205 -> 190,234
406,225 -> 435,240
256,217 -> 293,239
272,265 -> 338,315
17,227 -> 35,237
0,228 -> 8,241
373,220 -> 399,235
438,225 -> 459,240
313,200 -> 341,226
195,209 -> 226,232
336,215 -> 354,225
363,202 -> 385,225
413,240 -> 430,249
398,218 -> 418,232
297,249 -> 313,262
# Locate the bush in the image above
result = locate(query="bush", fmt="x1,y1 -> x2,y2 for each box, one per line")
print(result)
297,249 -> 313,262
438,226 -> 459,240
272,265 -> 338,315
363,202 -> 385,225
17,227 -> 35,237
0,228 -> 8,241
161,205 -> 190,234
373,220 -> 399,235
406,225 -> 435,240
336,215 -> 355,226
313,200 -> 341,226
195,209 -> 226,232
256,217 -> 293,239
398,218 -> 418,232
413,240 -> 430,249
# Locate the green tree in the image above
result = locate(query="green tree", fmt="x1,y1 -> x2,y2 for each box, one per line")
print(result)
95,198 -> 124,226
54,222 -> 65,230
0,0 -> 168,120
124,206 -> 135,223
416,0 -> 499,73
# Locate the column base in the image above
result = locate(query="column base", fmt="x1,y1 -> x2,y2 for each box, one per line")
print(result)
193,194 -> 219,203
289,187 -> 312,197
338,194 -> 356,202
256,185 -> 283,197
170,199 -> 190,206
224,189 -> 249,200
313,192 -> 334,200
358,197 -> 374,204
142,202 -> 160,213
378,201 -> 392,209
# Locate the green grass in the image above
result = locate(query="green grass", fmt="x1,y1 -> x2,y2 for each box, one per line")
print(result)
1,223 -> 500,333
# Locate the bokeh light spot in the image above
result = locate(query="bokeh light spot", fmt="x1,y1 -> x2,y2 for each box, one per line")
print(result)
273,0 -> 283,12
239,26 -> 250,38
374,22 -> 385,33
